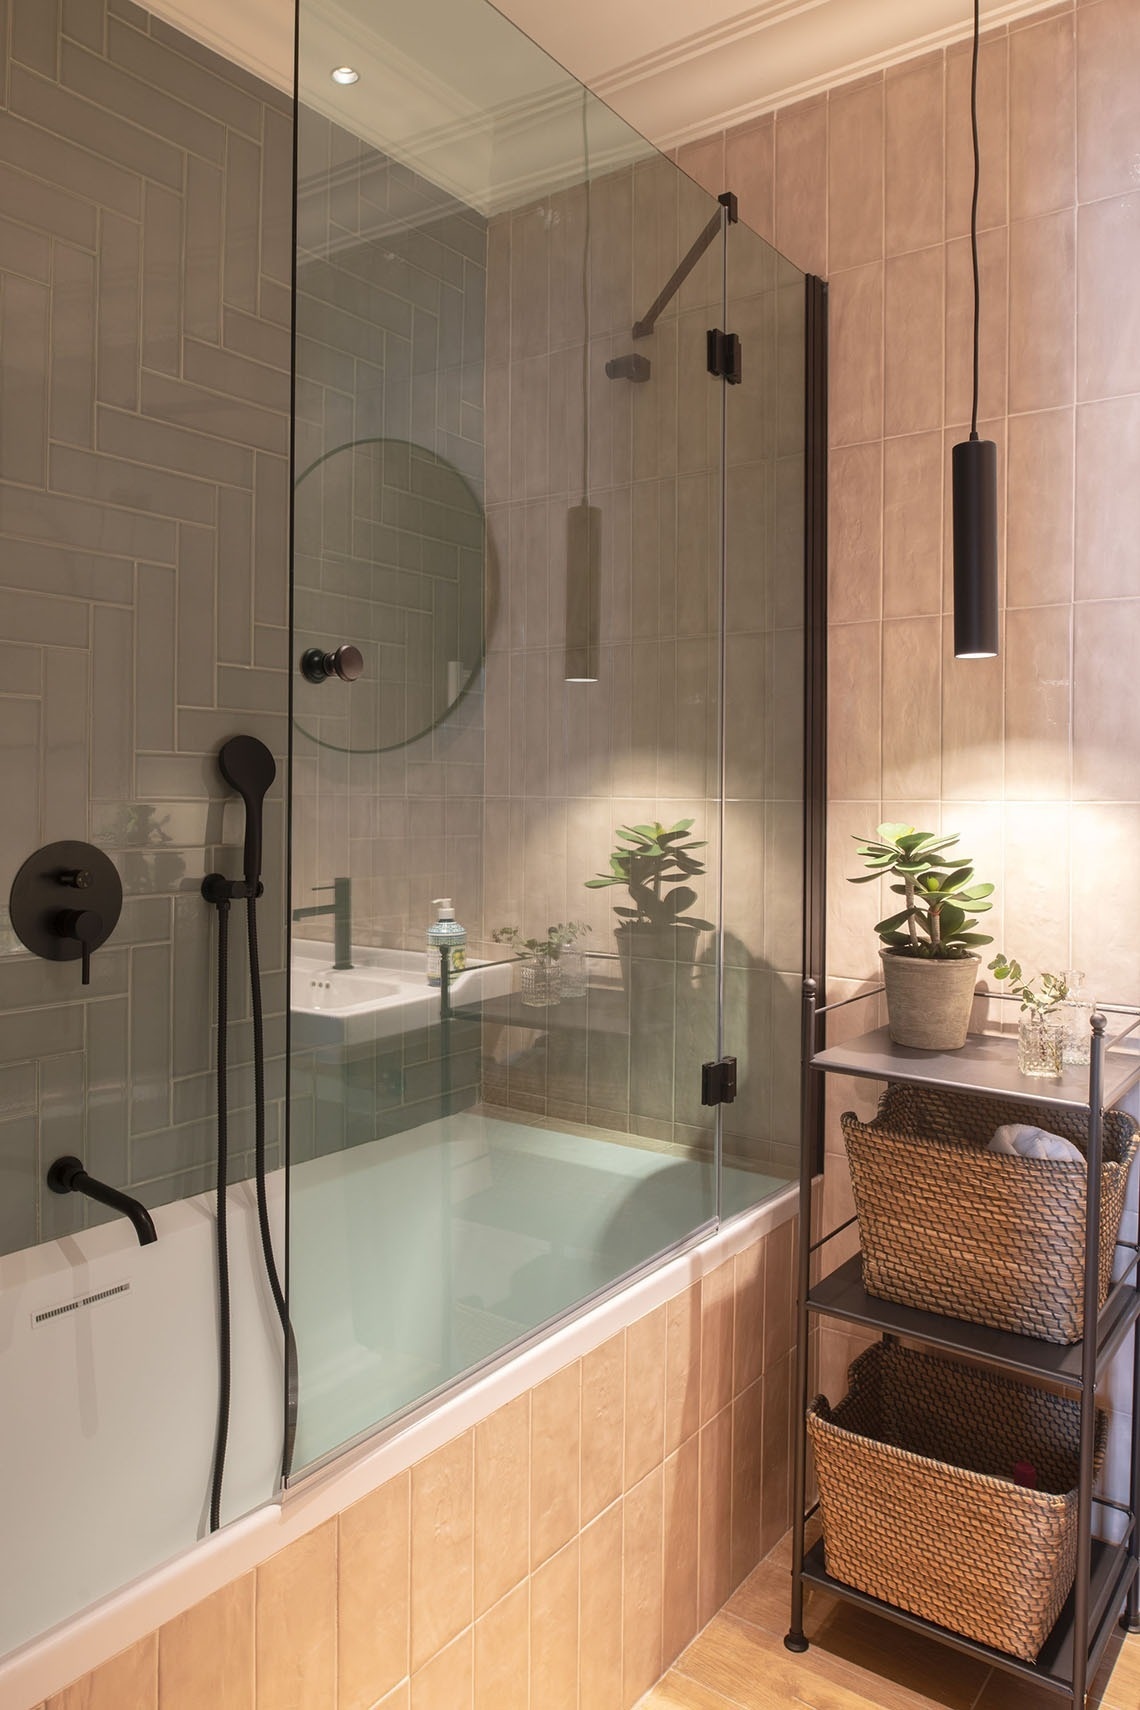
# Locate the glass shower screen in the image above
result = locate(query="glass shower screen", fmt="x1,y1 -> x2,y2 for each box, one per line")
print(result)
287,0 -> 805,1477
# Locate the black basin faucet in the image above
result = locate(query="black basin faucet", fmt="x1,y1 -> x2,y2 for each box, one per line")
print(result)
292,876 -> 352,970
47,1156 -> 158,1246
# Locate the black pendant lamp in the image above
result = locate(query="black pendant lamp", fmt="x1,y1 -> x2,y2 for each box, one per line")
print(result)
566,91 -> 601,683
953,0 -> 999,659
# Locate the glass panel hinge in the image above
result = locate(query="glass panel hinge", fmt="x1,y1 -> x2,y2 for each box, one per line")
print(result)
706,328 -> 742,384
701,1056 -> 738,1106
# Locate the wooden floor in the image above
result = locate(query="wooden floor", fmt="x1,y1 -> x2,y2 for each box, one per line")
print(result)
642,1529 -> 1140,1710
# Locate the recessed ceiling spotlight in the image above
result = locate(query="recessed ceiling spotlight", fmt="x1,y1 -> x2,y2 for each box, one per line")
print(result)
331,66 -> 359,85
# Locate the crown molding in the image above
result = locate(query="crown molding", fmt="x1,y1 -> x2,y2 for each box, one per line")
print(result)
140,0 -> 1067,210
588,0 -> 840,95
499,0 -> 1069,150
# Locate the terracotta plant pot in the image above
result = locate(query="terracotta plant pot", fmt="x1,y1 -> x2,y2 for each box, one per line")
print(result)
880,949 -> 980,1050
615,921 -> 702,982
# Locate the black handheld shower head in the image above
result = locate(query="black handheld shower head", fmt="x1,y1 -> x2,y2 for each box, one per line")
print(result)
218,735 -> 276,888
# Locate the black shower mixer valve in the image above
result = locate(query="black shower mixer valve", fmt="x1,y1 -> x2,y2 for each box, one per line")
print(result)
8,840 -> 124,987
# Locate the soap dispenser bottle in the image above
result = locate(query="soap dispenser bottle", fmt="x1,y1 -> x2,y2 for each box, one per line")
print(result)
427,897 -> 466,986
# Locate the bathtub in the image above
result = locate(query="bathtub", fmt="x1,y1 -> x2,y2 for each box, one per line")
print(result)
289,1109 -> 784,1473
0,1105 -> 795,1701
0,1176 -> 286,1662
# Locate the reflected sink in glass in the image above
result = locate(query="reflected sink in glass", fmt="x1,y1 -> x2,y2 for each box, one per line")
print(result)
291,943 -> 513,1046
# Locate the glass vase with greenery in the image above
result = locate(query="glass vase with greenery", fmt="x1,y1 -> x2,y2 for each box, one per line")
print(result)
490,921 -> 590,1008
988,954 -> 1068,1077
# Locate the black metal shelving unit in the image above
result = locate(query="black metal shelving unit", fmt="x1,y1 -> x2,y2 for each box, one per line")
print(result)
784,980 -> 1140,1705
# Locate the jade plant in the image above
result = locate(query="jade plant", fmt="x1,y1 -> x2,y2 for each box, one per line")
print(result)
850,824 -> 995,959
491,921 -> 590,962
988,955 -> 1068,1016
585,819 -> 714,932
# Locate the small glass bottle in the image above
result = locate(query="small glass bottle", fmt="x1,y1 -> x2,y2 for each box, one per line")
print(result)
1060,970 -> 1093,1066
560,947 -> 588,999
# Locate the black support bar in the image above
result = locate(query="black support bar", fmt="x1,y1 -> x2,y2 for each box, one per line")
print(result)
784,977 -> 818,1656
631,191 -> 736,340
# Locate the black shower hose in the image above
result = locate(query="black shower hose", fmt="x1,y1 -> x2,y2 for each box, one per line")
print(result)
246,891 -> 299,1483
208,887 -> 297,1534
209,897 -> 232,1535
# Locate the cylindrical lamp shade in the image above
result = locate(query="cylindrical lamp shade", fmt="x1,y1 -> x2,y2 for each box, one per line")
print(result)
565,501 -> 601,681
952,437 -> 999,658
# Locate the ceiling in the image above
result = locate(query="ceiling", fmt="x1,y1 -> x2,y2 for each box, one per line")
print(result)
494,0 -> 1060,144
143,0 -> 1061,207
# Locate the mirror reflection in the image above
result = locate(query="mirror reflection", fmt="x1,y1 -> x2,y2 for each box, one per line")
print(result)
293,437 -> 487,753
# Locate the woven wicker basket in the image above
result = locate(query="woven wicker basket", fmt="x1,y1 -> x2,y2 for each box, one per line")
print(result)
809,1342 -> 1107,1660
842,1084 -> 1139,1343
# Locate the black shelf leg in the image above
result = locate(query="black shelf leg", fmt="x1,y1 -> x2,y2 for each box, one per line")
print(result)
1128,1282 -> 1140,1633
1072,1016 -> 1108,1705
785,977 -> 817,1655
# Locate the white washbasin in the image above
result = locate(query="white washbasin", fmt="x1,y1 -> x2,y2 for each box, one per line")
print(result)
290,943 -> 513,1047
294,963 -> 405,1012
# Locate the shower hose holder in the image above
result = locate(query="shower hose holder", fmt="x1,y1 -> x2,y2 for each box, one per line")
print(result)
201,874 -> 264,904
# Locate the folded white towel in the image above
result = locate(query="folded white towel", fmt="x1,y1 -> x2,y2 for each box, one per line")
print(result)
989,1122 -> 1084,1163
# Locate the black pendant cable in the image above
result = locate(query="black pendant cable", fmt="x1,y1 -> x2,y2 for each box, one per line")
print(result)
952,0 -> 999,658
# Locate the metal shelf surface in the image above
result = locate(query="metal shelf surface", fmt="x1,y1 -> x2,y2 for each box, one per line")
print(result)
801,1536 -> 1138,1698
811,1025 -> 1140,1113
448,985 -> 629,1035
809,1256 -> 1140,1391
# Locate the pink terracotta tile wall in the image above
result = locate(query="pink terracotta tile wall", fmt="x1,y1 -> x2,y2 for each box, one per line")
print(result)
718,0 -> 1140,1014
39,1224 -> 793,1710
699,0 -> 1139,1462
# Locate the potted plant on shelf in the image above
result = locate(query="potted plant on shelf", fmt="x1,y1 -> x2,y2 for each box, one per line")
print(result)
849,824 -> 995,1050
585,819 -> 714,982
988,954 -> 1068,1077
490,921 -> 590,1008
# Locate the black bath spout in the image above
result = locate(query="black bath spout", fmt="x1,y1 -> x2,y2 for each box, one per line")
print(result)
47,1155 -> 158,1246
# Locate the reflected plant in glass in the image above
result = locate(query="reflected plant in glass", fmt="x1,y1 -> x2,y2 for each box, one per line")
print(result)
491,921 -> 590,1007
988,954 -> 1068,1077
585,819 -> 714,972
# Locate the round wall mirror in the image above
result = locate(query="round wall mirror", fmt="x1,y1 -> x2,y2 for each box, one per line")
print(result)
292,438 -> 490,754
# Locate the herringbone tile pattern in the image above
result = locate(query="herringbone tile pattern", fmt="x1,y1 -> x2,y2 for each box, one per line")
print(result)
0,0 -> 292,1251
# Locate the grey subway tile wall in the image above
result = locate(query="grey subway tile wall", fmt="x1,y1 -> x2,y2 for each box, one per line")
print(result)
479,158 -> 729,1139
479,158 -> 803,1179
289,109 -> 488,1158
0,0 -> 292,1254
0,0 -> 800,1251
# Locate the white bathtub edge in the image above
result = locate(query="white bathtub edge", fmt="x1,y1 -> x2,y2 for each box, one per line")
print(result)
0,1182 -> 796,1707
